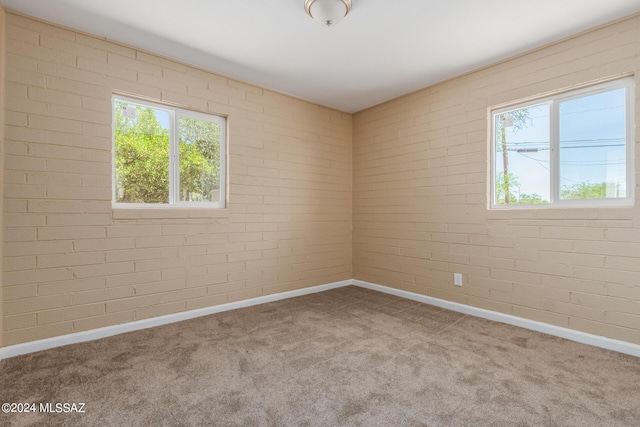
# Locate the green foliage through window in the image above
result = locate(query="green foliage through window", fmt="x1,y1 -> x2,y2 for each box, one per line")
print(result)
560,182 -> 608,200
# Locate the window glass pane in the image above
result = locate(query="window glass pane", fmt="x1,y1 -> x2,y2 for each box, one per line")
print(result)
559,88 -> 627,199
494,104 -> 550,205
113,100 -> 170,203
178,116 -> 222,203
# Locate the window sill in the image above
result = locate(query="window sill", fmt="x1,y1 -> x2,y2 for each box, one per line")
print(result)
487,201 -> 635,220
113,206 -> 229,220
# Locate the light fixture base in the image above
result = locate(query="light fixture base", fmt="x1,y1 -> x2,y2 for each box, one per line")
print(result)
305,0 -> 352,27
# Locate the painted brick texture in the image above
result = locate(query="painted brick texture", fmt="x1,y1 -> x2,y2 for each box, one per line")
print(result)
0,4 -> 6,349
2,13 -> 352,346
353,15 -> 640,345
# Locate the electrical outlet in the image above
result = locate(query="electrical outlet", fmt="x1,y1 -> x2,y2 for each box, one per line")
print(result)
453,273 -> 463,286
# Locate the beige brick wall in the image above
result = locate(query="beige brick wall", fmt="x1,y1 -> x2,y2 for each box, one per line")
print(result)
2,12 -> 352,346
0,2 -> 6,349
353,14 -> 640,344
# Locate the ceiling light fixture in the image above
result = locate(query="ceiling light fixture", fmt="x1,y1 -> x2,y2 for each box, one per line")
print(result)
304,0 -> 352,27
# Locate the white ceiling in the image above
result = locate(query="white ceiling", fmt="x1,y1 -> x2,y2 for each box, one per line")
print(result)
4,0 -> 640,113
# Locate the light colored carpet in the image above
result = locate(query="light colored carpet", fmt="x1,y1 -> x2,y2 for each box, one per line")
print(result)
1,286 -> 639,426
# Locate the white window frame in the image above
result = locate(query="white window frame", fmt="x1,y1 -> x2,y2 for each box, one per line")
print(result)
490,77 -> 634,209
112,95 -> 227,209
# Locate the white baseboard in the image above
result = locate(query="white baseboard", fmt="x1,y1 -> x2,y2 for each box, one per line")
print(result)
353,280 -> 640,358
2,278 -> 638,360
0,280 -> 352,360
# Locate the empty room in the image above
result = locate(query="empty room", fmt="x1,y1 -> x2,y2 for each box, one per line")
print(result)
1,0 -> 640,425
